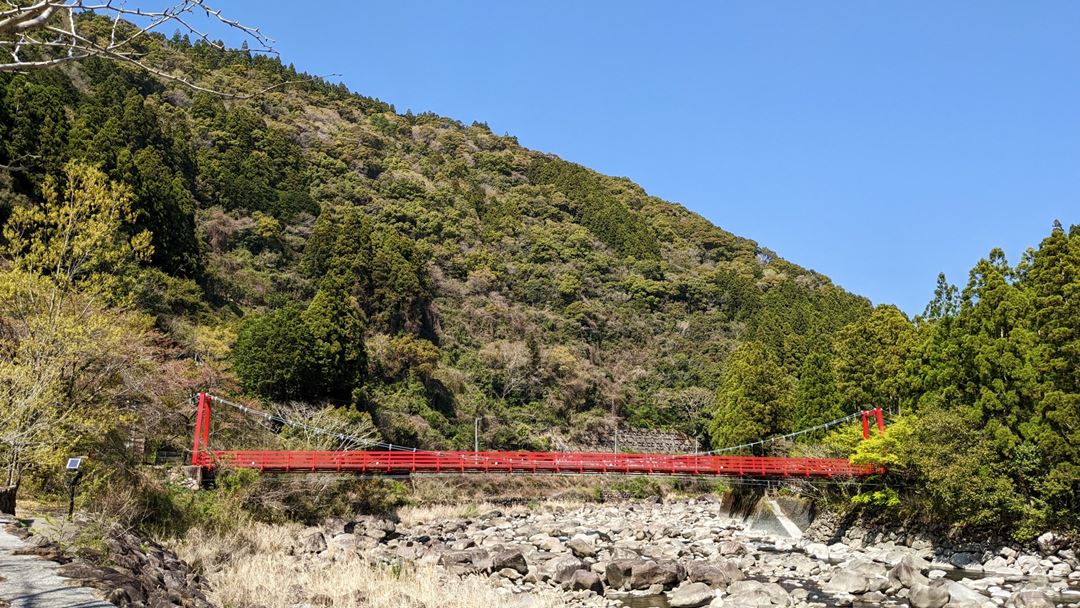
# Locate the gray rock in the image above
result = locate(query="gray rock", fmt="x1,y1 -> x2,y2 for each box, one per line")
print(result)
718,541 -> 747,556
566,537 -> 596,559
669,582 -> 715,608
1017,555 -> 1043,574
492,548 -> 528,574
629,560 -> 681,590
1012,589 -> 1054,608
1036,532 -> 1055,554
537,536 -> 563,552
909,581 -> 950,608
547,555 -> 588,584
686,560 -> 744,587
438,548 -> 491,572
889,558 -> 930,589
849,559 -> 889,580
950,552 -> 980,569
945,580 -> 992,608
823,570 -> 870,594
605,559 -> 638,590
296,531 -> 327,554
804,542 -> 830,561
568,569 -> 603,593
1049,561 -> 1070,577
725,580 -> 789,606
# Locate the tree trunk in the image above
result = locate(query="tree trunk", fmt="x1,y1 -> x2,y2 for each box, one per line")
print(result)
0,484 -> 15,515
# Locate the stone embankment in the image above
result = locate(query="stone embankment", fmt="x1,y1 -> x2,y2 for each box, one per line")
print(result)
3,520 -> 213,608
283,497 -> 1079,608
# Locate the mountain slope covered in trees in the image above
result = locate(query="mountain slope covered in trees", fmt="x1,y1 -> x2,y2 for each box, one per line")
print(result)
0,29 -> 869,454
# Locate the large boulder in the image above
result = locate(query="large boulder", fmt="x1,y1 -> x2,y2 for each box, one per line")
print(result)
888,557 -> 930,589
945,581 -> 993,608
546,555 -> 588,584
568,569 -> 603,593
909,581 -> 950,608
605,559 -> 639,590
668,582 -> 715,608
629,560 -> 681,590
686,560 -> 745,586
1012,589 -> 1055,608
823,570 -> 870,594
1036,532 -> 1055,554
438,548 -> 491,572
725,580 -> 789,606
718,541 -> 747,556
566,536 -> 597,559
849,559 -> 889,579
950,552 -> 981,569
804,542 -> 830,561
492,548 -> 529,574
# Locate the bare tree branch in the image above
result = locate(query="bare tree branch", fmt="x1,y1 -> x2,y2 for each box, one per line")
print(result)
0,1 -> 303,98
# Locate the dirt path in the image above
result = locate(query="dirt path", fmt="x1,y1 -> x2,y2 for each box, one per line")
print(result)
0,517 -> 114,608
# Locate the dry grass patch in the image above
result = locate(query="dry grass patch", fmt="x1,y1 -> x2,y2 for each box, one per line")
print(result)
174,523 -> 562,608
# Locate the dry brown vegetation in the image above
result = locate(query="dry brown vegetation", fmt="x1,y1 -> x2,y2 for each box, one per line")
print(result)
174,524 -> 562,608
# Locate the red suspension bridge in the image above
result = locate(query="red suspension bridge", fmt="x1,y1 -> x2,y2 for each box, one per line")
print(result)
190,393 -> 887,479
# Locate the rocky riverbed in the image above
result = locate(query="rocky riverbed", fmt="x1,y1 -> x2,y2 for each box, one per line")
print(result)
13,496 -> 1078,608
278,496 -> 1079,608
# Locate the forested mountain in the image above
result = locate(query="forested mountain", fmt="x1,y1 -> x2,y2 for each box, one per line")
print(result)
1,20 -> 1076,537
0,29 -> 869,452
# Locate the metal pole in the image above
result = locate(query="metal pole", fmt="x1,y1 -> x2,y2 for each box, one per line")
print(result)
614,430 -> 618,454
191,393 -> 204,465
474,417 -> 480,453
66,471 -> 80,518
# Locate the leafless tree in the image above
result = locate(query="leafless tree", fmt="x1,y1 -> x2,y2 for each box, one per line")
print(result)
0,1 -> 286,96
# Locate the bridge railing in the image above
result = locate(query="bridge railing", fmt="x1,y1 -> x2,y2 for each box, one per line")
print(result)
197,449 -> 882,478
189,393 -> 886,479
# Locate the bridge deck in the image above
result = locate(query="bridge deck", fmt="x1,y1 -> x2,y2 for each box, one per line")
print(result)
198,450 -> 881,478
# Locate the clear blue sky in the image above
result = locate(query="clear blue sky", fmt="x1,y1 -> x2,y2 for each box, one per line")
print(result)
200,2 -> 1079,315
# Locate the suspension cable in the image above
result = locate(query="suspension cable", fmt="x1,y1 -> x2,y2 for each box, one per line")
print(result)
691,410 -> 867,456
197,393 -> 878,463
204,393 -> 419,452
